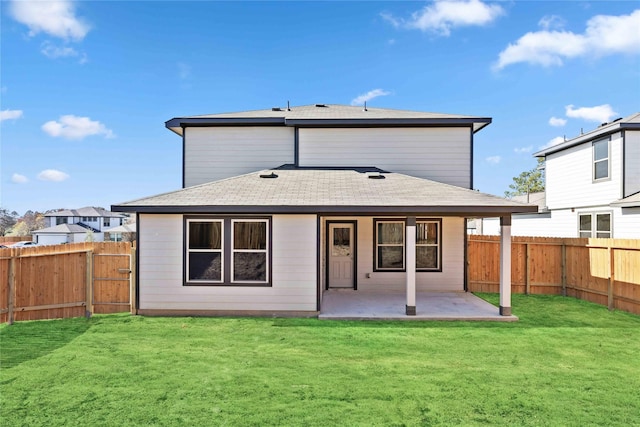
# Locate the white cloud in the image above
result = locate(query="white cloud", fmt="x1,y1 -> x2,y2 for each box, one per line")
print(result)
549,116 -> 567,127
9,0 -> 90,41
485,155 -> 501,164
538,15 -> 565,31
540,136 -> 565,150
565,104 -> 617,123
351,89 -> 392,106
382,0 -> 504,36
37,169 -> 70,182
514,146 -> 533,154
495,9 -> 640,69
11,173 -> 29,184
178,62 -> 191,79
42,115 -> 115,140
0,109 -> 24,122
41,41 -> 79,59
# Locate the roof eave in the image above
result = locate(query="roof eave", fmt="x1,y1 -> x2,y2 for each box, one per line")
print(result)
111,204 -> 537,216
534,122 -> 640,157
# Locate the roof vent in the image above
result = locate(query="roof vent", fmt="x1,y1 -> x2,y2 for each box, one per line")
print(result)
315,104 -> 327,108
367,172 -> 385,180
272,107 -> 282,111
613,117 -> 623,122
600,122 -> 608,127
259,172 -> 278,179
363,101 -> 367,112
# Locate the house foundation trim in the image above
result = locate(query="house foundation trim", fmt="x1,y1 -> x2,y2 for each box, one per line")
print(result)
499,215 -> 512,316
406,216 -> 416,315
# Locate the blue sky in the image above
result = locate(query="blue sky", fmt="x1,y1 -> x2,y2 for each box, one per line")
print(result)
1,0 -> 639,215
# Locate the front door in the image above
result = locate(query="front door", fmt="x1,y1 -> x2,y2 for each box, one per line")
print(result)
328,223 -> 355,288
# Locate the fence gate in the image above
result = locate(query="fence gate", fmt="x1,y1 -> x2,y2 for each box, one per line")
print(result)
92,253 -> 132,314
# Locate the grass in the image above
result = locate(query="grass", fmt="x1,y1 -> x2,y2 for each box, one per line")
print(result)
1,294 -> 640,427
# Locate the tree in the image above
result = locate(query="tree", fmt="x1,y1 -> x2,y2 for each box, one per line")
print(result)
0,208 -> 19,236
505,158 -> 545,199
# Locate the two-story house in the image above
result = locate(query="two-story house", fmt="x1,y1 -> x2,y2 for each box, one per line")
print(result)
33,207 -> 126,245
481,113 -> 640,238
112,104 -> 536,317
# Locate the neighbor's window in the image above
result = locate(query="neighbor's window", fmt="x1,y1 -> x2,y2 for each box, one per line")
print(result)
579,214 -> 592,238
104,218 -> 111,227
593,139 -> 609,180
375,220 -> 405,270
187,219 -> 223,282
596,213 -> 611,238
416,220 -> 441,270
232,220 -> 268,283
56,217 -> 68,225
578,213 -> 612,238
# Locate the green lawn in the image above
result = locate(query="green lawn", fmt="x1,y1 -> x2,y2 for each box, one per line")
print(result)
1,294 -> 639,427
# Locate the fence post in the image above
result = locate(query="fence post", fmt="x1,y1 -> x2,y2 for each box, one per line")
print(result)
130,247 -> 137,315
525,242 -> 530,295
85,250 -> 94,318
561,243 -> 567,297
608,245 -> 614,311
8,252 -> 16,325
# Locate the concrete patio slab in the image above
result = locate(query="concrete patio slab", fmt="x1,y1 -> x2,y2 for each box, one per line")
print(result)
318,290 -> 518,321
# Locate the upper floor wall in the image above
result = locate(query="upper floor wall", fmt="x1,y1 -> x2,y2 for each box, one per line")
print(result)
545,132 -> 623,209
184,127 -> 295,187
297,127 -> 472,188
184,126 -> 473,189
625,130 -> 640,197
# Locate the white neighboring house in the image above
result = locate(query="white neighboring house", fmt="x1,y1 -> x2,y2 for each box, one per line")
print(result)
33,207 -> 126,245
480,113 -> 640,238
112,104 -> 536,317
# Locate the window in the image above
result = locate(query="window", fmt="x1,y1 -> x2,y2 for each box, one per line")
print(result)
104,218 -> 111,227
375,220 -> 405,270
185,217 -> 270,286
374,219 -> 442,271
56,217 -> 68,225
578,213 -> 611,238
187,219 -> 223,282
416,220 -> 440,271
232,220 -> 268,283
593,138 -> 609,181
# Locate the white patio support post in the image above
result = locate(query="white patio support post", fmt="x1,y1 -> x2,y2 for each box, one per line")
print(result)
499,215 -> 512,316
406,216 -> 416,315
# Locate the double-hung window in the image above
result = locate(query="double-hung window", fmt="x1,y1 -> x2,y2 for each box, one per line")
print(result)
187,219 -> 223,282
186,217 -> 270,285
578,213 -> 611,238
593,138 -> 609,181
416,220 -> 440,270
374,219 -> 442,271
232,220 -> 268,283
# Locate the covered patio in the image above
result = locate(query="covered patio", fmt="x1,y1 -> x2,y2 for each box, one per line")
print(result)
319,290 -> 517,321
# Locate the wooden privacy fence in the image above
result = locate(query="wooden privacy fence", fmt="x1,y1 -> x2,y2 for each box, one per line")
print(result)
468,235 -> 640,315
1,242 -> 135,324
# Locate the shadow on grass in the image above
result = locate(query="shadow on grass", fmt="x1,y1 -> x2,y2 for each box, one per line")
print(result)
271,294 -> 640,329
0,317 -> 92,370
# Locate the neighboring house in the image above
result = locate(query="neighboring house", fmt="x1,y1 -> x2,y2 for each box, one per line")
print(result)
33,207 -> 126,245
485,113 -> 640,238
471,192 -> 547,235
113,104 -> 536,317
104,223 -> 136,242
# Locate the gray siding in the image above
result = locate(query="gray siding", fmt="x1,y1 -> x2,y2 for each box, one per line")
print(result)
184,127 -> 295,187
624,130 -> 640,197
298,128 -> 472,188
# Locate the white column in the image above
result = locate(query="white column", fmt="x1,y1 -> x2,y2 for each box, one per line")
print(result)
499,215 -> 512,316
406,217 -> 416,315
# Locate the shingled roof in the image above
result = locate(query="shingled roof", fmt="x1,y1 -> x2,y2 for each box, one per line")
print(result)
112,168 -> 536,216
165,104 -> 492,136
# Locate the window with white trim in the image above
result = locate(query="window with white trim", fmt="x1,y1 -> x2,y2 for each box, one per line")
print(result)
375,220 -> 405,270
416,220 -> 441,271
187,219 -> 223,282
185,217 -> 270,285
232,219 -> 268,283
578,213 -> 611,238
593,138 -> 609,181
374,219 -> 442,271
